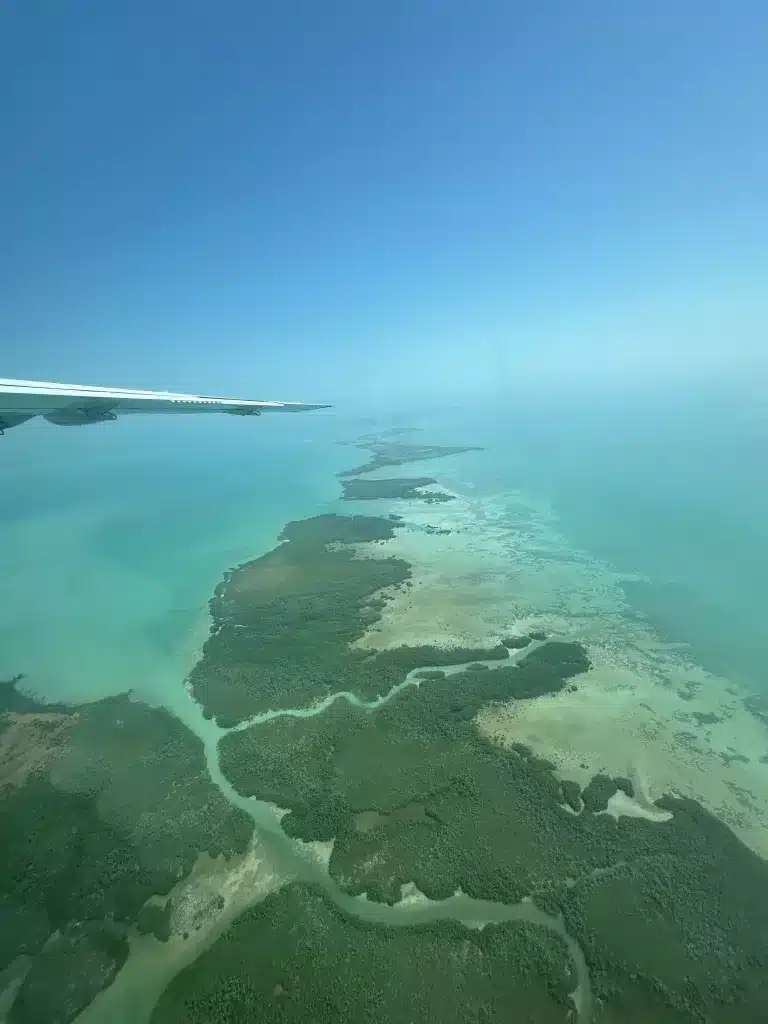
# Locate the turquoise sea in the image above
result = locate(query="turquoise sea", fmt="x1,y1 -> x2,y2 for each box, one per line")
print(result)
0,412 -> 349,707
2,383 -> 765,708
2,385 -> 767,1022
395,386 -> 768,700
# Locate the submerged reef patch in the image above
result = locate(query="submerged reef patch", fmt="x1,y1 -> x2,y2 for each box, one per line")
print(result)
189,514 -> 511,724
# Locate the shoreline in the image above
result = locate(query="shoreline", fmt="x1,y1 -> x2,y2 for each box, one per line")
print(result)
340,477 -> 768,860
6,432 -> 766,1023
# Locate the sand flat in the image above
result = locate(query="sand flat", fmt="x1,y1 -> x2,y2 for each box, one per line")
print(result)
349,485 -> 768,860
73,838 -> 290,1024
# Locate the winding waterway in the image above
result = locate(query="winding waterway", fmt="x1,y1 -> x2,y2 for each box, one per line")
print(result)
155,637 -> 594,1022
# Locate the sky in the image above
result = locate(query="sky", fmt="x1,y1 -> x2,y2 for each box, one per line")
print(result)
2,0 -> 767,407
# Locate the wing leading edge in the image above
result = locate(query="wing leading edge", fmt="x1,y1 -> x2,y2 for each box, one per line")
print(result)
0,379 -> 331,433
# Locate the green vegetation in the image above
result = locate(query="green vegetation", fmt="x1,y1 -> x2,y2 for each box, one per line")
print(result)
0,685 -> 253,1021
561,779 -> 582,812
501,635 -> 532,648
419,489 -> 454,503
614,776 -> 635,798
151,883 -> 576,1024
578,773 -> 635,812
219,641 -> 589,819
8,492 -> 768,1023
340,475 -> 438,500
580,774 -> 620,812
563,794 -> 768,1020
0,673 -> 70,714
338,442 -> 484,478
219,640 -> 592,884
189,513 -> 513,723
9,921 -> 129,1024
0,894 -> 51,969
339,475 -> 455,504
137,898 -> 172,942
690,710 -> 722,727
219,616 -> 768,1020
500,631 -> 547,648
188,514 -> 409,722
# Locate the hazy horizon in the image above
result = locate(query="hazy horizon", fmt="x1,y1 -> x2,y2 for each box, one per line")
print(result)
2,5 -> 768,1022
2,2 -> 766,406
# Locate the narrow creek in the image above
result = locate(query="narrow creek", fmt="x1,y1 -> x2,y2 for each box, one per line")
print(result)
68,640 -> 593,1023
166,637 -> 594,1022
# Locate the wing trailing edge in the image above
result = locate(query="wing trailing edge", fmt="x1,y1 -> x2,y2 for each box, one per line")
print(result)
0,379 -> 331,433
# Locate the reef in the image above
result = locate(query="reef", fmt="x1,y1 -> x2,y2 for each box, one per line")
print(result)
690,710 -> 723,727
420,490 -> 454,504
188,513 -> 512,724
150,883 -> 576,1024
8,478 -> 768,1024
500,630 -> 548,648
215,579 -> 768,1022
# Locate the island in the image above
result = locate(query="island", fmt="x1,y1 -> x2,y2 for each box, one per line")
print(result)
0,680 -> 252,1023
337,441 -> 484,478
340,476 -> 454,503
5,433 -> 768,1024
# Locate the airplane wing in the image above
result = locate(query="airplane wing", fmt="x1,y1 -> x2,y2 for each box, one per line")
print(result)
0,379 -> 331,433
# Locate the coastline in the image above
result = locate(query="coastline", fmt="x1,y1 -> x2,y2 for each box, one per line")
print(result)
5,431 -> 767,1023
342,476 -> 768,860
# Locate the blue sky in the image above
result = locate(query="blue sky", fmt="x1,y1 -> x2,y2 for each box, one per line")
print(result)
2,1 -> 766,405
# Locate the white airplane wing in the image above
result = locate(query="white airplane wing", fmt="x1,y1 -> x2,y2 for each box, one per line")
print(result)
0,379 -> 331,433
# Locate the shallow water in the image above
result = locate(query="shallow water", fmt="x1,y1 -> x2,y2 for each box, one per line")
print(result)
399,390 -> 768,700
0,414 -> 349,705
1,388 -> 766,1021
6,393 -> 764,709
86,639 -> 590,1024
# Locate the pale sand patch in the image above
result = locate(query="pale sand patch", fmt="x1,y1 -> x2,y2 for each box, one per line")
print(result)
397,881 -> 430,907
351,490 -> 568,651
602,791 -> 672,823
73,837 -> 291,1024
350,487 -> 768,860
0,711 -> 77,790
477,644 -> 768,859
304,838 -> 335,870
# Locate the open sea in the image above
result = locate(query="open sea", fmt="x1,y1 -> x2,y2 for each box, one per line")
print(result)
2,382 -> 767,1022
1,382 -> 766,711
